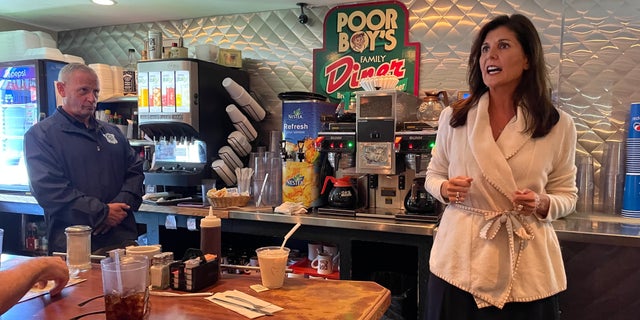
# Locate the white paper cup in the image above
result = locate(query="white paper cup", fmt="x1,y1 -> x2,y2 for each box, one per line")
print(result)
219,146 -> 243,170
223,77 -> 266,122
226,104 -> 257,141
227,131 -> 251,157
212,159 -> 237,186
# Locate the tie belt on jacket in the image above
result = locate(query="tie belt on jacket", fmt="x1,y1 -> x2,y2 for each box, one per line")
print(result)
452,203 -> 535,272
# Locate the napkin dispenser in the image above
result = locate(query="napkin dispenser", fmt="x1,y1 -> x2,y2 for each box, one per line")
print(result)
170,248 -> 219,292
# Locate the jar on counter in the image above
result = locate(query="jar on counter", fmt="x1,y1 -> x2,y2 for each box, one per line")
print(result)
150,253 -> 170,289
65,225 -> 92,276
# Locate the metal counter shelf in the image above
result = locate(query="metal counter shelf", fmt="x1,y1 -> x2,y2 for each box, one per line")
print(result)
226,209 -> 437,236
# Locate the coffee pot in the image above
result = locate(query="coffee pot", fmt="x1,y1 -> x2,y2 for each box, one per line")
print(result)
404,177 -> 437,214
417,91 -> 449,128
321,176 -> 358,209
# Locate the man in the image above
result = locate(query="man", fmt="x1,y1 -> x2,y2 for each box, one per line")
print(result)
24,63 -> 144,254
0,257 -> 69,315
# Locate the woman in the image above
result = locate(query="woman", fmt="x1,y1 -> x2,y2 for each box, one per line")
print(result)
424,14 -> 577,319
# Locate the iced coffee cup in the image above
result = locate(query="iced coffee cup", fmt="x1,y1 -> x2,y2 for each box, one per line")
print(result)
101,255 -> 150,320
255,246 -> 290,289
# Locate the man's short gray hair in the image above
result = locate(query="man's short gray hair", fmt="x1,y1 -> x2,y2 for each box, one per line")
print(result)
58,63 -> 98,83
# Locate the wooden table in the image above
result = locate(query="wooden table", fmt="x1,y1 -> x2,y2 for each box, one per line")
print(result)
1,255 -> 390,319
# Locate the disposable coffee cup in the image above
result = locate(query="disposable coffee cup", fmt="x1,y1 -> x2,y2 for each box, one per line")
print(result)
219,146 -> 244,170
101,255 -> 150,320
226,104 -> 257,141
212,159 -> 237,186
223,77 -> 266,122
227,131 -> 251,157
255,246 -> 290,289
147,30 -> 162,60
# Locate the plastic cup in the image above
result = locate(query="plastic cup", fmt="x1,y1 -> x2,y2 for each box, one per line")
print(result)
0,228 -> 3,268
101,255 -> 150,320
255,246 -> 290,289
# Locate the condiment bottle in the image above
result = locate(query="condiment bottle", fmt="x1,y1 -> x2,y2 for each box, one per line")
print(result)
200,207 -> 221,259
65,225 -> 92,276
150,253 -> 169,289
123,48 -> 137,95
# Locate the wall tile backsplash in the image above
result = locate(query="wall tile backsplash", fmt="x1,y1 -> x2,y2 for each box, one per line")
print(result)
57,0 -> 640,212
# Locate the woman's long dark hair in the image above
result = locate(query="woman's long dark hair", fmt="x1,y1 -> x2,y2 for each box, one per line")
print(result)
450,14 -> 559,138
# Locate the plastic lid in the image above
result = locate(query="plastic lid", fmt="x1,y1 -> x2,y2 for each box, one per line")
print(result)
64,225 -> 92,233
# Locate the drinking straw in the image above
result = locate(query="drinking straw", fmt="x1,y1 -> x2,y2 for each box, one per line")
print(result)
113,249 -> 123,293
256,173 -> 269,207
280,222 -> 302,250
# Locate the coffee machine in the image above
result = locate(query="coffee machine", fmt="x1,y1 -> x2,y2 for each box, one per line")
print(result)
354,90 -> 419,216
316,130 -> 369,214
137,58 -> 249,200
394,130 -> 440,221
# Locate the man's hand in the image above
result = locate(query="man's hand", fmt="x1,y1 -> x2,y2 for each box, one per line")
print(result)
94,203 -> 130,235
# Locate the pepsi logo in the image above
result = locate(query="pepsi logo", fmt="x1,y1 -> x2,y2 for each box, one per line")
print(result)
635,122 -> 640,132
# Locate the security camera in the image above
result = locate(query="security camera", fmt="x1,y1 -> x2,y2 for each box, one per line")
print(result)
297,2 -> 309,25
298,13 -> 309,24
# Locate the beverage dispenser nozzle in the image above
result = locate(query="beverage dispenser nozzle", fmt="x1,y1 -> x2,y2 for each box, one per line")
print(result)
280,140 -> 289,162
297,140 -> 306,162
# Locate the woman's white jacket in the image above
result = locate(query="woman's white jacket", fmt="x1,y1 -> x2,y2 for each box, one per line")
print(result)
424,93 -> 578,308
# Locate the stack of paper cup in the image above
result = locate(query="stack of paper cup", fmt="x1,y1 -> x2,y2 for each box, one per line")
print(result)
223,77 -> 266,122
622,102 -> 640,218
211,159 -> 236,187
226,104 -> 257,141
218,146 -> 243,170
227,131 -> 251,157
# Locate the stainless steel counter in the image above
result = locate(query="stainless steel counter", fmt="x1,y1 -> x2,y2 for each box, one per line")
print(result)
1,193 -> 639,247
225,209 -> 640,247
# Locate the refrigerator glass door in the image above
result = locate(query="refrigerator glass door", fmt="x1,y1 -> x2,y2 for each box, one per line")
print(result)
0,63 -> 38,190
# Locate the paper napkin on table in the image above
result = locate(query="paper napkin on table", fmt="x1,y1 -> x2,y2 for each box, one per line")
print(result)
274,202 -> 307,215
19,278 -> 86,303
207,289 -> 283,318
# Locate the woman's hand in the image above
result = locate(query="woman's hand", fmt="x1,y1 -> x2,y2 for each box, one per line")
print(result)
513,189 -> 545,216
442,176 -> 473,204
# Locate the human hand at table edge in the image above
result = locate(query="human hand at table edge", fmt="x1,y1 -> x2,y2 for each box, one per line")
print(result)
94,203 -> 130,235
0,256 -> 70,314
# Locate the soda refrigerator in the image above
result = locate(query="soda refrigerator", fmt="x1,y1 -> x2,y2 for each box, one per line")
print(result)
0,59 -> 66,191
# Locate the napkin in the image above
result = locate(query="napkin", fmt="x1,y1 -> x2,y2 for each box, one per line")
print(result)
207,290 -> 283,318
19,278 -> 86,303
274,202 -> 307,215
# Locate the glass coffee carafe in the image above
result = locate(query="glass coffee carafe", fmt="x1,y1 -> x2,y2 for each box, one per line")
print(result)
404,177 -> 437,214
417,91 -> 449,128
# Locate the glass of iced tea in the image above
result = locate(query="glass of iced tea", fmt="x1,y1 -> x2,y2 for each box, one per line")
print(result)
101,255 -> 150,320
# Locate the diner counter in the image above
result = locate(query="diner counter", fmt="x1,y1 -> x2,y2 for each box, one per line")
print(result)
1,193 -> 639,247
0,255 -> 390,319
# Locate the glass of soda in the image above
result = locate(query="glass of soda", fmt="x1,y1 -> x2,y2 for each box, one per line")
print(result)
101,255 -> 150,320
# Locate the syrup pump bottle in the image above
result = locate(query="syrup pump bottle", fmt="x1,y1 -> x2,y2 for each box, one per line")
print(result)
200,206 -> 221,259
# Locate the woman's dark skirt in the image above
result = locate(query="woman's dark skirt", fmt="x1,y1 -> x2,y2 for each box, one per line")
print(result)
425,273 -> 560,320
